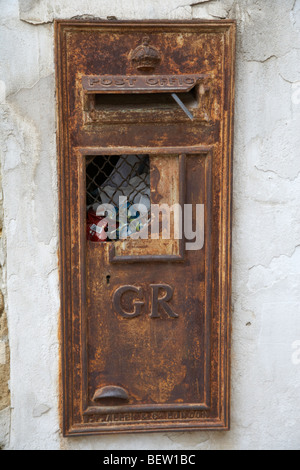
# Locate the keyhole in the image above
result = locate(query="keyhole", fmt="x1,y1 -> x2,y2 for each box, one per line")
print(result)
106,275 -> 111,285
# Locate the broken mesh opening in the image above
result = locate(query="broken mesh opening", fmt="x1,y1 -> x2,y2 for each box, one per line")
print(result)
86,155 -> 150,242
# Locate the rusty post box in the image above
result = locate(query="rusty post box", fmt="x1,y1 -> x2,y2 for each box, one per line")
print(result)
55,20 -> 236,436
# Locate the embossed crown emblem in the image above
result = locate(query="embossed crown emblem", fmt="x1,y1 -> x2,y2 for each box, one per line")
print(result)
131,36 -> 161,72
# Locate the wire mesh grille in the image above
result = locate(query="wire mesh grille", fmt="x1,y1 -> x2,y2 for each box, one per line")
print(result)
86,155 -> 150,242
86,155 -> 150,207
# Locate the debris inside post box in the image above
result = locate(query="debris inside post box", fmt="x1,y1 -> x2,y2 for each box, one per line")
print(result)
86,154 -> 151,241
171,92 -> 194,121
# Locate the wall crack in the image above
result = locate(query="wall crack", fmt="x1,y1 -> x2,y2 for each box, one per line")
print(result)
190,0 -> 213,6
248,245 -> 300,272
254,165 -> 300,183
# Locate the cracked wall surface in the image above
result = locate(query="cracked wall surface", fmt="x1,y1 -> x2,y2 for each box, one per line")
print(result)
0,0 -> 300,450
0,157 -> 10,450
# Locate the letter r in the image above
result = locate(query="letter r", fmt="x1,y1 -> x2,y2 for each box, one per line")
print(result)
150,284 -> 178,318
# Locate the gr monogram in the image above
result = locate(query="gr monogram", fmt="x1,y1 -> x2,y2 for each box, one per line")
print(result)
113,284 -> 178,319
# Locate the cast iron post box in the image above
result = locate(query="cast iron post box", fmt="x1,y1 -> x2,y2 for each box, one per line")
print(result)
55,20 -> 236,436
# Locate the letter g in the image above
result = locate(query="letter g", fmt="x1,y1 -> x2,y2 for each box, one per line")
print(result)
113,285 -> 144,318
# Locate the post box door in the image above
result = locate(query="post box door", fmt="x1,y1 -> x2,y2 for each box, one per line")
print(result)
55,20 -> 235,435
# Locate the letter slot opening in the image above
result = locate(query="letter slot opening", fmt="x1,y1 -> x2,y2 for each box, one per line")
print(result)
92,87 -> 199,113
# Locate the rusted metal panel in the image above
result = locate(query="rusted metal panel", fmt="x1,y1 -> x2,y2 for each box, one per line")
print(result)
55,20 -> 236,436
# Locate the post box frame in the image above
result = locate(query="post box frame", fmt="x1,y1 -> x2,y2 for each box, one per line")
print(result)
55,19 -> 236,436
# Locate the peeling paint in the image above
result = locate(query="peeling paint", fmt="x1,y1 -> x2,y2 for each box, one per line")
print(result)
32,404 -> 51,418
0,341 -> 6,364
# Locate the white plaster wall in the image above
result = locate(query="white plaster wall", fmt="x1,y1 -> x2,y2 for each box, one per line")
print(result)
0,0 -> 300,450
